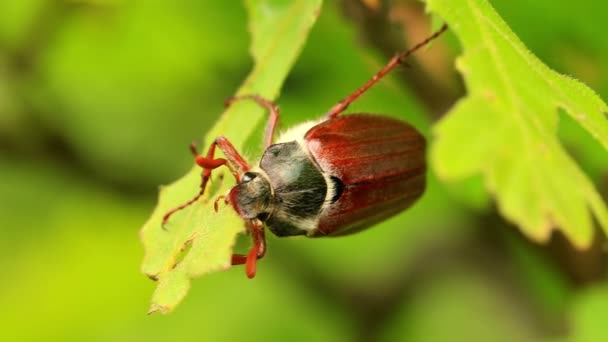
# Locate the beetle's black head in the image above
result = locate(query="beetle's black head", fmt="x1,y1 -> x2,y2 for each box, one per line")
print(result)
229,171 -> 273,220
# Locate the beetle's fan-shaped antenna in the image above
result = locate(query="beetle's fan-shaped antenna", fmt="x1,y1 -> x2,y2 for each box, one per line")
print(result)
162,138 -> 249,228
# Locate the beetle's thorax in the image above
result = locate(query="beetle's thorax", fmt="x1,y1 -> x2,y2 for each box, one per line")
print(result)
248,140 -> 327,236
230,170 -> 274,220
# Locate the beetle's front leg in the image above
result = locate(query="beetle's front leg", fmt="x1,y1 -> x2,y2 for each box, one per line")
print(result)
194,136 -> 249,190
162,136 -> 250,227
231,219 -> 266,279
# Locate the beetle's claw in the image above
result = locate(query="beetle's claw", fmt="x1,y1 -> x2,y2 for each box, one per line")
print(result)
189,142 -> 199,156
161,213 -> 171,231
214,195 -> 227,212
224,97 -> 236,108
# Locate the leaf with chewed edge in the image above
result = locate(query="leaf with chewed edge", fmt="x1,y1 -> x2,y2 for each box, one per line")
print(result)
140,0 -> 323,314
428,0 -> 608,247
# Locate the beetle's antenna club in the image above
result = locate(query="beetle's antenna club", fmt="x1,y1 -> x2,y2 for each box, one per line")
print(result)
325,23 -> 448,119
162,137 -> 249,228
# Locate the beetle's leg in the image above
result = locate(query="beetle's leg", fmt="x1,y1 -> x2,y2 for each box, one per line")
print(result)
225,94 -> 280,148
324,23 -> 448,119
162,137 -> 250,227
231,219 -> 266,279
213,195 -> 227,212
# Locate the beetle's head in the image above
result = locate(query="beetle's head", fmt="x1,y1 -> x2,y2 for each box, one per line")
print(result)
229,171 -> 273,220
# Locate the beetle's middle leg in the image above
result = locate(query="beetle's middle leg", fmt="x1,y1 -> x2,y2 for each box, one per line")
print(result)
162,136 -> 250,227
225,94 -> 280,148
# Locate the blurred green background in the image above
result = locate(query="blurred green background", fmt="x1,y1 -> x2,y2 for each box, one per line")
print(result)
1,0 -> 607,341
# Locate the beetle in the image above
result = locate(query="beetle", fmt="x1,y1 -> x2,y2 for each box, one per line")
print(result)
163,24 -> 448,278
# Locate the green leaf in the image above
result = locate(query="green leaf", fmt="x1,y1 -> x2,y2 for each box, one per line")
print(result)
571,285 -> 608,342
140,0 -> 323,314
428,0 -> 608,247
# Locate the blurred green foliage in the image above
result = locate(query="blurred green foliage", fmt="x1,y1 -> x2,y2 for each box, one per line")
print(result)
0,0 -> 607,341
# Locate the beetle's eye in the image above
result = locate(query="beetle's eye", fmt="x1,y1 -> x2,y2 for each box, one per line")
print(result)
242,172 -> 257,182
